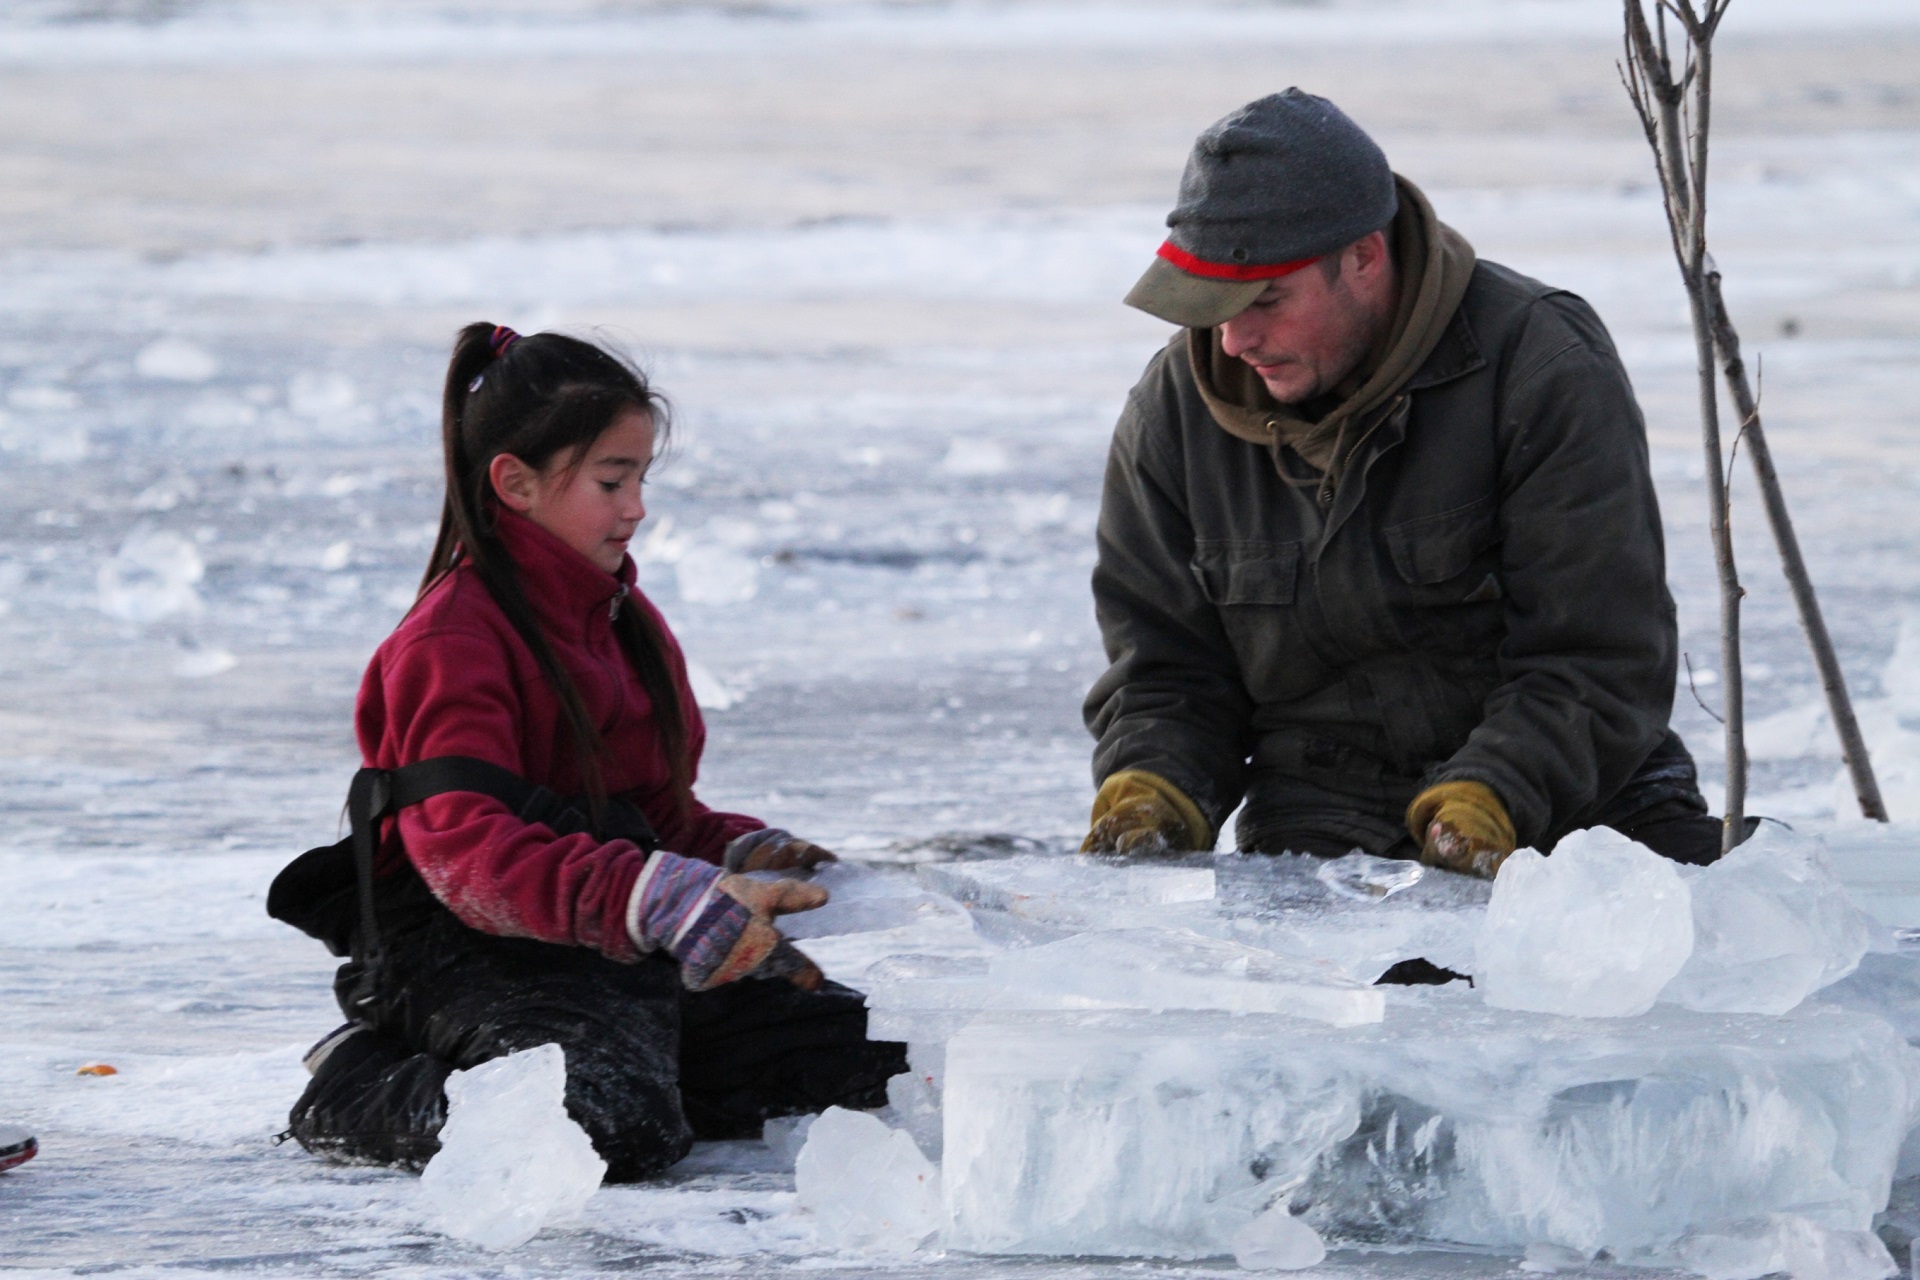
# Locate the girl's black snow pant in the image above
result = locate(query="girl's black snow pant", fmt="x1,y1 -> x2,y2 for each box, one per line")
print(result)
286,880 -> 908,1181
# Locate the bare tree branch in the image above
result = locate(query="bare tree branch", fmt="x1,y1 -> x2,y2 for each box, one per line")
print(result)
1620,0 -> 1886,832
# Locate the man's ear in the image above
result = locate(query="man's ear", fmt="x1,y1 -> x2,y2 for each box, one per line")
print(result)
1350,229 -> 1391,280
488,453 -> 539,513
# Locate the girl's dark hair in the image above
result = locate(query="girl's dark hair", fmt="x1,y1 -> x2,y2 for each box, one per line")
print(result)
421,322 -> 689,815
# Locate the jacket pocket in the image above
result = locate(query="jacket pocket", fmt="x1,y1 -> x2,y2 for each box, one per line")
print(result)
1191,539 -> 1301,606
1385,497 -> 1497,586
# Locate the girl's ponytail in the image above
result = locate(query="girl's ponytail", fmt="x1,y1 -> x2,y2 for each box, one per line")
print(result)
417,322 -> 691,820
419,322 -> 501,597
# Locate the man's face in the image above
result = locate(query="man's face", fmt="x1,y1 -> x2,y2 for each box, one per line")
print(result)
1217,232 -> 1393,405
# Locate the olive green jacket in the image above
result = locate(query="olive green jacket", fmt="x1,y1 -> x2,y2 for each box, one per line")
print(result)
1084,218 -> 1676,852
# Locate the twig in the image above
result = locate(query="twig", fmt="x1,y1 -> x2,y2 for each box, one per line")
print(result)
1720,352 -> 1760,499
1684,653 -> 1726,724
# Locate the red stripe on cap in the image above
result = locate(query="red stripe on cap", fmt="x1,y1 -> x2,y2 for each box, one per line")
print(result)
1155,240 -> 1319,282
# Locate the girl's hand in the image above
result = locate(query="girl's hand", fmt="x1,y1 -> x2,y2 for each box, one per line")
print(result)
723,828 -> 840,874
633,851 -> 826,990
694,876 -> 828,991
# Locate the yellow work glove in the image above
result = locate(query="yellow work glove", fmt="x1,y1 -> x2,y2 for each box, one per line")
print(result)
1406,780 -> 1516,879
1082,770 -> 1212,855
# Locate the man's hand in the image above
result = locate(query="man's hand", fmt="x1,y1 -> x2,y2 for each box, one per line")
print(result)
697,875 -> 829,992
723,828 -> 838,874
1406,781 -> 1516,879
1081,770 -> 1212,855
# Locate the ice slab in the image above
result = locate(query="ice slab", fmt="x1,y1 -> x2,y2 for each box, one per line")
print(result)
1216,851 -> 1490,981
1676,1213 -> 1897,1280
985,928 -> 1385,1026
917,852 -> 1215,932
1477,829 -> 1693,1017
774,862 -> 997,991
794,1106 -> 941,1254
1664,826 -> 1877,1015
1822,823 -> 1920,928
941,997 -> 1920,1261
1814,951 -> 1920,1048
914,850 -> 1489,984
418,1044 -> 606,1251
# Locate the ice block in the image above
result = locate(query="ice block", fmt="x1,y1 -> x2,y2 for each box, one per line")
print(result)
940,995 -> 1920,1262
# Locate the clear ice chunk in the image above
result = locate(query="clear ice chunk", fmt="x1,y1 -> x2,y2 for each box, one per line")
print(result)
1233,1205 -> 1326,1270
1476,828 -> 1692,1017
1663,826 -> 1877,1015
418,1043 -> 607,1251
779,862 -> 966,940
1314,851 -> 1425,901
762,1112 -> 816,1170
794,1106 -> 941,1254
1676,1213 -> 1897,1280
882,1051 -> 946,1161
984,928 -> 1385,1025
940,997 -> 1920,1261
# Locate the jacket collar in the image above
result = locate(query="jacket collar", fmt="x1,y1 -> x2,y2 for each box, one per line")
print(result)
1313,307 -> 1484,552
493,508 -> 636,641
1404,297 -> 1485,392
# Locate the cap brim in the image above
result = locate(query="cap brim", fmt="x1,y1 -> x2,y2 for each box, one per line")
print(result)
1123,257 -> 1269,329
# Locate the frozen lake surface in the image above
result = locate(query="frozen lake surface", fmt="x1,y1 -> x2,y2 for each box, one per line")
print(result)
2,0 -> 1920,1274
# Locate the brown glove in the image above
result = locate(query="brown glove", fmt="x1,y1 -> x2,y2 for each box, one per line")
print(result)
1406,780 -> 1516,879
722,827 -> 839,873
698,875 -> 829,992
1081,770 -> 1212,855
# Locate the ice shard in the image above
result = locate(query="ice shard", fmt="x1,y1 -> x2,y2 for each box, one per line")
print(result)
1663,826 -> 1878,1015
1476,829 -> 1693,1018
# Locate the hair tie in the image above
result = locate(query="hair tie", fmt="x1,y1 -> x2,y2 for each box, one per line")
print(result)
489,326 -> 521,359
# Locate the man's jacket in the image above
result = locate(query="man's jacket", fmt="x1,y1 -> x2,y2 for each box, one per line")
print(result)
1084,188 -> 1676,854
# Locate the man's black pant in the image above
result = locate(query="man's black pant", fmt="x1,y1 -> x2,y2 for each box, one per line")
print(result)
287,886 -> 907,1181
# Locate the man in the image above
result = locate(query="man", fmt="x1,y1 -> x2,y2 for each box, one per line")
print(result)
1081,90 -> 1726,876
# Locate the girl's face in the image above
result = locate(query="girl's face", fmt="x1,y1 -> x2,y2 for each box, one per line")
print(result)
490,408 -> 656,574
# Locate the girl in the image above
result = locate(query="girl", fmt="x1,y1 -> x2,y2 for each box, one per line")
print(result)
282,323 -> 905,1179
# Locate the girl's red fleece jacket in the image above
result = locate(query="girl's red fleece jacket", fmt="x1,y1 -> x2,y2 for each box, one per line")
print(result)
354,509 -> 763,961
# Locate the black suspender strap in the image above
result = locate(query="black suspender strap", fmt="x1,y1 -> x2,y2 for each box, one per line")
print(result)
324,756 -> 662,1007
345,766 -> 393,987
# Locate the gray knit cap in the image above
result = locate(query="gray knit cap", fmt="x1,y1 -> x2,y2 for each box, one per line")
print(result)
1126,90 -> 1399,328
